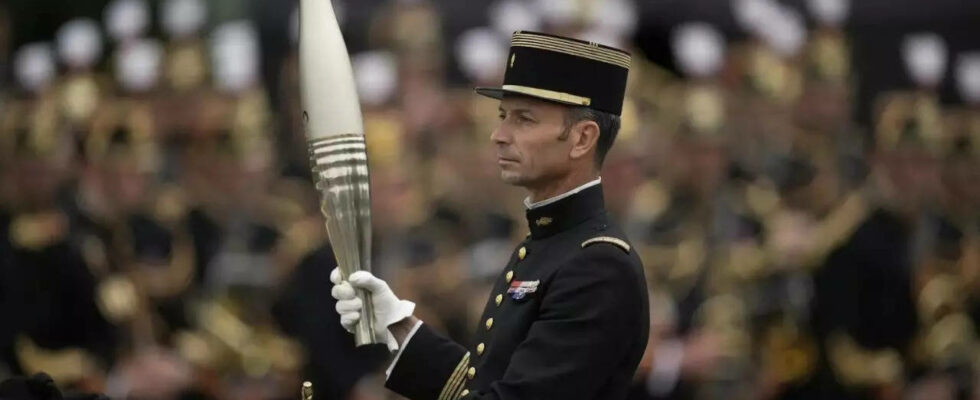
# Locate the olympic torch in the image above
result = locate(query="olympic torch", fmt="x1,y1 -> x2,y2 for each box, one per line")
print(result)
299,0 -> 379,346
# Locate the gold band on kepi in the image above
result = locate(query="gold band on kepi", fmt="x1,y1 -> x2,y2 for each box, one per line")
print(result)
510,32 -> 632,69
477,85 -> 592,106
475,31 -> 631,116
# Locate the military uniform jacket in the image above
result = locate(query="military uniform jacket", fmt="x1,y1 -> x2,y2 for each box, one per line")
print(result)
386,184 -> 649,400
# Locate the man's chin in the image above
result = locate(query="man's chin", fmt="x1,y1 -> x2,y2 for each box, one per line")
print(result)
498,171 -> 525,186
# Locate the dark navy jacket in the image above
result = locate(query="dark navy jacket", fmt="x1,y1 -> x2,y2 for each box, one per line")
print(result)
387,184 -> 649,400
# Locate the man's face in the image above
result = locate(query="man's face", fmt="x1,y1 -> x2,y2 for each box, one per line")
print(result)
491,96 -> 574,187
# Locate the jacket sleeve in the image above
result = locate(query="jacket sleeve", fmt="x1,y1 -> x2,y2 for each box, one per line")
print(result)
387,244 -> 646,400
385,323 -> 471,400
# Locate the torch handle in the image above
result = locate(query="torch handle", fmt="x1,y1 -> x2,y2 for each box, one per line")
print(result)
353,288 -> 377,346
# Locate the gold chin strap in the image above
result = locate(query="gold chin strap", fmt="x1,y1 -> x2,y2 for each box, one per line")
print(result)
501,85 -> 592,106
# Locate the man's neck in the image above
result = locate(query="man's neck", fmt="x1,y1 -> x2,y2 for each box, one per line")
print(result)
526,173 -> 601,207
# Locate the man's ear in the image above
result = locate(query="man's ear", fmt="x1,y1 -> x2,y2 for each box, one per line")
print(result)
568,120 -> 599,161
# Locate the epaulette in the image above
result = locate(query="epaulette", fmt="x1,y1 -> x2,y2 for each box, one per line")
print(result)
581,236 -> 631,253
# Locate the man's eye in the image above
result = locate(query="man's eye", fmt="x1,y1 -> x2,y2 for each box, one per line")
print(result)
498,114 -> 506,120
518,115 -> 533,123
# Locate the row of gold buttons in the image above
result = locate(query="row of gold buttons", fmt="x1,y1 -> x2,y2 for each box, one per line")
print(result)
470,245 -> 528,394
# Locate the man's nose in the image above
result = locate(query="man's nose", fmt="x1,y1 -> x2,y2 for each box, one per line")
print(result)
490,124 -> 509,144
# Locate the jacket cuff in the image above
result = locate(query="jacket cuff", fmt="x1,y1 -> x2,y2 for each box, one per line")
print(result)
385,324 -> 470,400
386,320 -> 424,377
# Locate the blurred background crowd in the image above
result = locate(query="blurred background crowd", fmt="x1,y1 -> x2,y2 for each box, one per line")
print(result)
0,0 -> 979,399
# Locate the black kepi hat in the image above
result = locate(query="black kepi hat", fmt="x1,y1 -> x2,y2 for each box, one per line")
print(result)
475,31 -> 632,116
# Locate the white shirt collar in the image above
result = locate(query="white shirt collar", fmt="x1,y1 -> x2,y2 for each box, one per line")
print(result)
524,177 -> 602,210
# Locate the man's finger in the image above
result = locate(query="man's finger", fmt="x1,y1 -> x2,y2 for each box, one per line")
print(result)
331,281 -> 356,300
329,267 -> 343,285
336,298 -> 363,314
341,312 -> 360,328
348,271 -> 387,292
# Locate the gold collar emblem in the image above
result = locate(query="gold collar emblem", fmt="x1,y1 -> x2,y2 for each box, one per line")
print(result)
535,217 -> 553,226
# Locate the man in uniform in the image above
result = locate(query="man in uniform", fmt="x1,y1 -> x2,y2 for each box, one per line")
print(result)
74,101 -> 195,346
330,31 -> 649,400
0,100 -> 114,388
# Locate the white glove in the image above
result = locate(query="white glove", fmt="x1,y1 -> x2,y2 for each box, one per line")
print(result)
330,268 -> 416,351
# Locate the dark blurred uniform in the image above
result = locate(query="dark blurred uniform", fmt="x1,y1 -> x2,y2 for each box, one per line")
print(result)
72,101 -> 196,346
273,244 -> 388,400
0,100 -> 114,386
182,102 -> 287,314
630,82 -> 768,400
901,105 -> 980,399
806,91 -> 943,400
761,11 -> 866,398
170,92 -> 310,395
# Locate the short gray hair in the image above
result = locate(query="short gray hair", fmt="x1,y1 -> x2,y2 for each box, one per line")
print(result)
561,106 -> 621,167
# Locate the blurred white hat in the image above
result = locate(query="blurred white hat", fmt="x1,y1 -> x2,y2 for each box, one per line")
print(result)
902,33 -> 947,88
56,18 -> 104,69
490,0 -> 542,38
210,21 -> 260,93
733,0 -> 773,32
162,0 -> 207,39
352,51 -> 398,107
455,27 -> 508,84
758,5 -> 806,57
104,0 -> 150,42
535,0 -> 638,39
115,38 -> 163,92
672,22 -> 725,78
13,42 -> 56,93
535,0 -> 578,27
955,52 -> 980,104
588,0 -> 638,39
805,0 -> 849,27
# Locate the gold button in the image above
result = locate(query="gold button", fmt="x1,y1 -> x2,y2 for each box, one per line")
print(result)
460,389 -> 470,397
476,343 -> 485,355
467,367 -> 476,380
505,271 -> 514,282
485,317 -> 494,330
495,294 -> 503,306
518,247 -> 526,260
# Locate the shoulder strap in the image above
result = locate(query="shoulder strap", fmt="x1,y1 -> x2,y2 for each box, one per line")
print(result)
581,236 -> 631,253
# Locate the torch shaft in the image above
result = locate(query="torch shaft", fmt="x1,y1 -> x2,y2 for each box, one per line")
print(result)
310,135 -> 377,346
